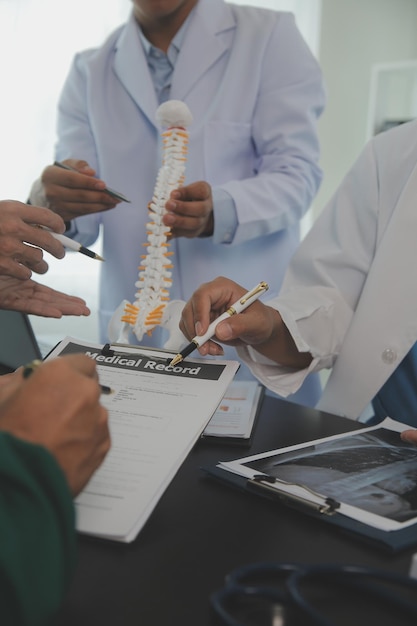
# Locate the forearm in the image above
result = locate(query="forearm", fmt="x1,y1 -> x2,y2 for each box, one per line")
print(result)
249,307 -> 313,369
235,284 -> 355,402
0,434 -> 76,626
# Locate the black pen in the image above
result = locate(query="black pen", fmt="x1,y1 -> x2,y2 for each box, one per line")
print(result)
100,384 -> 114,395
22,359 -> 113,394
54,161 -> 131,203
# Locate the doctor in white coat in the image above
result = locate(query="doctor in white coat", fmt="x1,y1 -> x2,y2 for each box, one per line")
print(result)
178,118 -> 417,433
30,0 -> 325,404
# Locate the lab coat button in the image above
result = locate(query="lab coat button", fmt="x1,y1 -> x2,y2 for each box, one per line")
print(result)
381,348 -> 397,364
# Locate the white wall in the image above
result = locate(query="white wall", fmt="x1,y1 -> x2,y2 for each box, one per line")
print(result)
314,0 -> 417,218
0,0 -> 131,347
231,0 -> 321,55
0,0 -> 131,201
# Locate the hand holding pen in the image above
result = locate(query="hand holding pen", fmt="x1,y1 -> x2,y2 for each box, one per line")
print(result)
5,354 -> 111,497
172,280 -> 269,365
30,160 -> 130,224
22,358 -> 113,394
0,200 -> 93,315
54,162 -> 130,204
0,199 -> 74,280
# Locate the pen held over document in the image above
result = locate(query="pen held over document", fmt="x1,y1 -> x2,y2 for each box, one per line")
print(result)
170,281 -> 269,366
22,359 -> 113,394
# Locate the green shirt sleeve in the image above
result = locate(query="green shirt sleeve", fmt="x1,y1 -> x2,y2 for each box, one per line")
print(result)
0,433 -> 76,626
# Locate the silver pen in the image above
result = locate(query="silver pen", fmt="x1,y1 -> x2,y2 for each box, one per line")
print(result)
169,281 -> 269,366
54,161 -> 131,203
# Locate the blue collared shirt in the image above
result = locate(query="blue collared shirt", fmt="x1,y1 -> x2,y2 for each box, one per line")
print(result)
138,20 -> 186,104
372,345 -> 417,427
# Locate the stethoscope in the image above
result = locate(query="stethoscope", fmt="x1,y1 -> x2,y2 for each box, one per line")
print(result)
210,562 -> 417,626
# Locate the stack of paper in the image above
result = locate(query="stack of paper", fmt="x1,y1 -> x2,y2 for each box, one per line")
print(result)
203,380 -> 263,440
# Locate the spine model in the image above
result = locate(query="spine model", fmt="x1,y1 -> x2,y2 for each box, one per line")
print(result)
109,100 -> 192,344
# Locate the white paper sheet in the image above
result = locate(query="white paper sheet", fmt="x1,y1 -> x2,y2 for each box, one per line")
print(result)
46,337 -> 239,542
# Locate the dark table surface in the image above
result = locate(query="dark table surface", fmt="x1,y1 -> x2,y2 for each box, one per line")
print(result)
55,394 -> 417,626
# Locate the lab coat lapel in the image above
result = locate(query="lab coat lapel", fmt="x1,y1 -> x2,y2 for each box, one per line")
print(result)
171,0 -> 234,103
113,13 -> 159,128
318,163 -> 417,419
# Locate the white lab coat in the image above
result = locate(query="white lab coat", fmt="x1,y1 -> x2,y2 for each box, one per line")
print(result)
55,0 -> 324,338
239,119 -> 417,419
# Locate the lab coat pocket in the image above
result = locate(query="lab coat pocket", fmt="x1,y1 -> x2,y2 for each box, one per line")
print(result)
204,121 -> 254,183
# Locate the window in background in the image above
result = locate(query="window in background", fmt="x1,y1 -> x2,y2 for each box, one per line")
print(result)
0,0 -> 321,349
0,0 -> 131,347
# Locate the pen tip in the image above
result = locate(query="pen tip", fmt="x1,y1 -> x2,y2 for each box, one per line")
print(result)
95,253 -> 105,261
169,354 -> 183,367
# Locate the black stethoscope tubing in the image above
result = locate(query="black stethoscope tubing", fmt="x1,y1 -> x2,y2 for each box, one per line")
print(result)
211,562 -> 417,626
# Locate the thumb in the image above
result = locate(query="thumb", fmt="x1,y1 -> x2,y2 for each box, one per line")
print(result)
215,320 -> 234,341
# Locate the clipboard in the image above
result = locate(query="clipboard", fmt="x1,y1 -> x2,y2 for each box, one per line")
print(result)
202,418 -> 417,552
43,336 -> 240,543
202,465 -> 417,552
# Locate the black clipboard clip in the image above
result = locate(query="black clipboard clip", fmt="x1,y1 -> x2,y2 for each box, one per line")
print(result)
100,342 -> 171,364
248,474 -> 340,516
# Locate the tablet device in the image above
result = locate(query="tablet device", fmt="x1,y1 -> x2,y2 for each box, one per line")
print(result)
0,310 -> 42,374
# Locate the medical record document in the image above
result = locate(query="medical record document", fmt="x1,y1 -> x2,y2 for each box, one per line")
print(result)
46,337 -> 239,542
